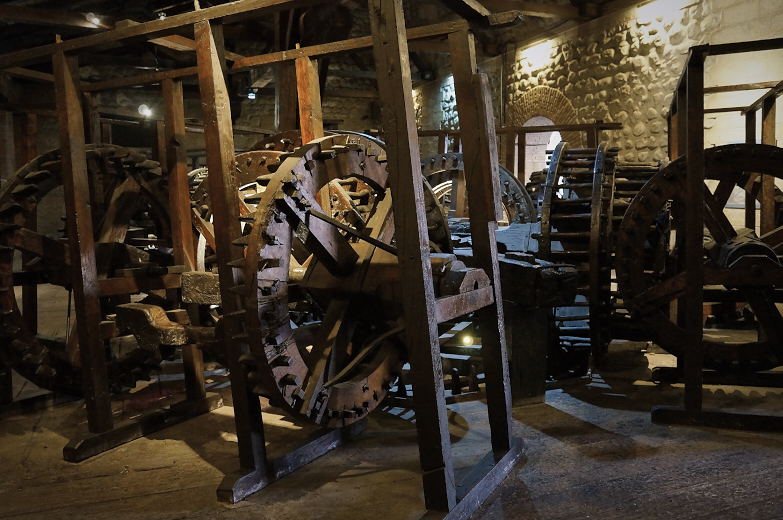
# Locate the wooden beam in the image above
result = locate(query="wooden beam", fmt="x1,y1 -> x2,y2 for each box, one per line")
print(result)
438,0 -> 491,19
704,81 -> 779,94
150,34 -> 245,61
479,0 -> 598,19
684,49 -> 706,412
707,37 -> 783,57
761,95 -> 777,235
295,57 -> 324,144
0,0 -> 329,69
448,29 -> 511,453
4,67 -> 55,83
53,51 -> 113,433
0,5 -> 102,29
82,67 -> 197,92
195,18 -> 266,471
231,12 -> 522,72
275,61 -> 297,131
745,110 -> 756,229
743,78 -> 783,116
704,106 -> 748,114
369,0 -> 455,511
162,78 -> 196,271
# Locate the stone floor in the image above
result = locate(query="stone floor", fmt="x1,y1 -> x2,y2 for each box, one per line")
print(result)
3,338 -> 783,519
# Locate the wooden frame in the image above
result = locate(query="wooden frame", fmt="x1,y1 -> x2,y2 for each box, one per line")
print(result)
0,0 -> 525,514
656,38 -> 783,431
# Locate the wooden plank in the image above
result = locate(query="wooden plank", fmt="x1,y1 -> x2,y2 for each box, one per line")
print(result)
448,30 -> 512,454
295,57 -> 324,144
761,96 -> 777,235
504,133 -> 516,174
13,112 -> 38,335
684,50 -> 705,412
369,0 -> 456,511
98,274 -> 182,297
195,19 -> 266,472
517,133 -> 525,179
162,78 -> 196,271
0,0 -> 329,69
275,61 -> 298,131
53,51 -> 113,433
231,13 -> 522,72
0,5 -> 102,29
704,81 -> 779,94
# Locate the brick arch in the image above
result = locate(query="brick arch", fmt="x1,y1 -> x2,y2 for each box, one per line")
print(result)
508,86 -> 582,148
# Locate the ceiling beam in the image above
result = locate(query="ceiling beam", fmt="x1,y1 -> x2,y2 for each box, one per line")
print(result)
0,0 -> 330,69
479,0 -> 599,20
438,0 -> 491,20
0,5 -> 103,29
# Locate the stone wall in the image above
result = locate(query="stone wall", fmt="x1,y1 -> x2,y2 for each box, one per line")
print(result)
414,0 -> 783,173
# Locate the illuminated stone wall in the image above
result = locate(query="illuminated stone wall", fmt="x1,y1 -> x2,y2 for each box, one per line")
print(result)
414,0 -> 783,172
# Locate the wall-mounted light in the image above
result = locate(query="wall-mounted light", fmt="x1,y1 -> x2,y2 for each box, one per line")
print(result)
157,12 -> 166,20
138,104 -> 152,117
86,12 -> 101,25
247,89 -> 257,100
462,335 -> 473,346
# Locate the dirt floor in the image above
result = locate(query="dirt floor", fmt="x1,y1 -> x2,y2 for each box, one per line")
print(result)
3,339 -> 783,519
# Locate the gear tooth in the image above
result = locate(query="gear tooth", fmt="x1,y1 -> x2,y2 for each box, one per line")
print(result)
227,258 -> 245,267
238,212 -> 256,223
11,184 -> 40,200
232,333 -> 249,341
0,203 -> 24,218
203,254 -> 218,264
131,367 -> 151,382
292,386 -> 306,400
228,285 -> 247,295
280,374 -> 301,387
22,170 -> 51,183
225,309 -> 247,320
232,235 -> 250,246
0,324 -> 20,337
272,355 -> 293,367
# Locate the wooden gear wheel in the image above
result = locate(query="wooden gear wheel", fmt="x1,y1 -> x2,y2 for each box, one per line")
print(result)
0,144 -> 174,394
420,152 -> 537,225
210,134 -> 453,427
536,141 -> 616,371
616,143 -> 783,373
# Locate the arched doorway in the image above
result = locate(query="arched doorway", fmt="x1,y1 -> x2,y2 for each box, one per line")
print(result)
522,116 -> 562,185
507,86 -> 580,182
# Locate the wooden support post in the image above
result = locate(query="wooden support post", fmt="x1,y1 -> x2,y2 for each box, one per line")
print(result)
195,19 -> 266,472
295,56 -> 324,144
586,126 -> 598,148
101,122 -> 112,144
152,119 -> 167,172
437,132 -> 447,154
53,51 -> 113,433
275,61 -> 298,132
761,96 -> 777,234
676,85 -> 687,159
162,77 -> 203,401
504,132 -> 516,174
368,0 -> 455,511
448,29 -> 511,452
82,92 -> 101,144
745,111 -> 757,230
684,51 -> 705,412
13,112 -> 37,335
517,132 -> 525,181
